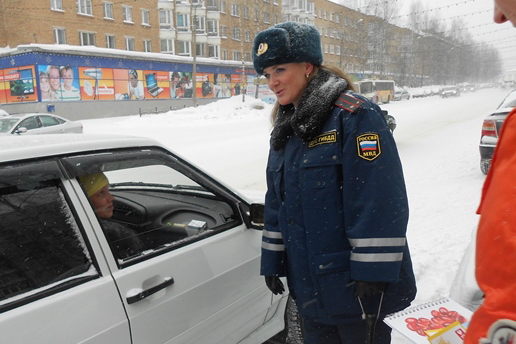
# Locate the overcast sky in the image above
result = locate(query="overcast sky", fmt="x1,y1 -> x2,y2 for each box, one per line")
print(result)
343,0 -> 516,72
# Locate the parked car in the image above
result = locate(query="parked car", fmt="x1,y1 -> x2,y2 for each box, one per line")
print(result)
0,113 -> 82,135
0,109 -> 8,116
479,89 -> 516,174
382,109 -> 396,132
0,134 -> 297,344
393,90 -> 410,101
440,86 -> 461,98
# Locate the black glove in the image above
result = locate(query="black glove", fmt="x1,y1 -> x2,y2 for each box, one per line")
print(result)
354,280 -> 386,298
265,276 -> 285,295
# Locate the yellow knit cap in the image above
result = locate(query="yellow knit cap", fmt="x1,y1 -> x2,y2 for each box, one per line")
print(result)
79,173 -> 109,197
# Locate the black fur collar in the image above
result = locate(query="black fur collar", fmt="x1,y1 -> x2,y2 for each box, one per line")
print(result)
271,69 -> 348,150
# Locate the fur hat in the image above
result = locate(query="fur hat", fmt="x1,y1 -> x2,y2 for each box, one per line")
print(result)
252,22 -> 323,75
79,173 -> 109,197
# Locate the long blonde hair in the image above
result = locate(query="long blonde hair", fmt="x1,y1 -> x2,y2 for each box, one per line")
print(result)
270,65 -> 356,125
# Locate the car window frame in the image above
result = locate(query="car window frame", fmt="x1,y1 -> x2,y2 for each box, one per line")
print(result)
0,158 -> 102,313
61,146 -> 246,268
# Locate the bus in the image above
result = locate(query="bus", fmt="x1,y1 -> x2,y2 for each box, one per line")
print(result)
355,79 -> 395,103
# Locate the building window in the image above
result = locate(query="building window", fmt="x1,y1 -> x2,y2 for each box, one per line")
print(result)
51,0 -> 63,11
330,44 -> 334,54
232,27 -> 240,41
233,51 -> 241,61
105,34 -> 115,48
177,41 -> 190,56
143,39 -> 151,52
141,9 -> 150,26
77,0 -> 92,15
230,3 -> 239,17
220,0 -> 226,13
176,14 -> 188,31
243,6 -> 249,19
159,10 -> 173,29
336,45 -> 341,55
208,44 -> 219,58
207,19 -> 218,35
79,31 -> 95,46
194,16 -> 205,32
103,2 -> 113,19
195,43 -> 205,57
324,43 -> 328,53
206,0 -> 218,10
125,36 -> 135,51
273,0 -> 278,4
221,25 -> 227,38
123,6 -> 133,23
254,9 -> 259,21
53,28 -> 66,44
160,39 -> 174,53
245,30 -> 250,42
222,49 -> 228,60
274,14 -> 278,24
245,52 -> 251,62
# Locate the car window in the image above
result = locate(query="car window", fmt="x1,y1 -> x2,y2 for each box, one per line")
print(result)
0,161 -> 96,309
62,148 -> 240,266
0,118 -> 20,133
497,91 -> 516,109
39,115 -> 60,127
16,117 -> 39,131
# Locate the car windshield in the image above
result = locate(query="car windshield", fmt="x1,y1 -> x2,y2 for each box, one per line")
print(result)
443,87 -> 456,91
0,118 -> 21,133
498,91 -> 516,109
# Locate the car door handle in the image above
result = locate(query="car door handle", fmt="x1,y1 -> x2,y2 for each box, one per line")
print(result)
126,277 -> 175,304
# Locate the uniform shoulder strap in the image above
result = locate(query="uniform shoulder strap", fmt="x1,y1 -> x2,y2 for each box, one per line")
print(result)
335,91 -> 365,113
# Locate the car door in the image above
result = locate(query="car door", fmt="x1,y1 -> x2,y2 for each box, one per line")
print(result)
13,116 -> 41,134
0,159 -> 131,344
38,115 -> 66,134
63,147 -> 276,344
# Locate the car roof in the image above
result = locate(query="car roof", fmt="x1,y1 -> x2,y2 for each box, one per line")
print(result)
0,134 -> 163,164
1,112 -> 61,119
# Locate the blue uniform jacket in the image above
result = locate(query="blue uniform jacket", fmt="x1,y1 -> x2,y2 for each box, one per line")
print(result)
261,90 -> 417,323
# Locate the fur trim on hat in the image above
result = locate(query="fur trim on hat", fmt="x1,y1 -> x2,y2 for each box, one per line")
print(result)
271,69 -> 348,150
253,22 -> 323,75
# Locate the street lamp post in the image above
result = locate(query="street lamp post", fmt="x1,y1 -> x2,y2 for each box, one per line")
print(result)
191,1 -> 203,107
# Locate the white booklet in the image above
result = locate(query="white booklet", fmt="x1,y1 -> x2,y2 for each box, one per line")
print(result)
384,297 -> 473,343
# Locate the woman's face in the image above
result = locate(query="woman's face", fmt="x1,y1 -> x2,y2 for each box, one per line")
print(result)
263,63 -> 313,106
129,74 -> 138,87
494,0 -> 516,26
48,67 -> 61,91
90,185 -> 115,219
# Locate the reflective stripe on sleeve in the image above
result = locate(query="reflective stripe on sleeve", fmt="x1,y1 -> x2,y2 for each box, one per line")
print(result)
348,237 -> 406,248
263,229 -> 283,240
262,241 -> 285,251
350,252 -> 403,263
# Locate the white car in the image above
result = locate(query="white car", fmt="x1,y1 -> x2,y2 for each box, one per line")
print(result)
0,134 -> 293,344
0,113 -> 83,135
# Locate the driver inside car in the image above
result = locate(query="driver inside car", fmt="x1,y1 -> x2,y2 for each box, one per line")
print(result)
79,173 -> 142,259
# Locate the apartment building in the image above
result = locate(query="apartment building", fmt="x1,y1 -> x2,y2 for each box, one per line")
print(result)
0,0 -> 160,52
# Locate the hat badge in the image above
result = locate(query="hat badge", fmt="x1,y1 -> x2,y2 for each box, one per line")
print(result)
257,43 -> 268,56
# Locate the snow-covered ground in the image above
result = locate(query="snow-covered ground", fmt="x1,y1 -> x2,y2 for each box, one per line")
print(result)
82,87 -> 509,342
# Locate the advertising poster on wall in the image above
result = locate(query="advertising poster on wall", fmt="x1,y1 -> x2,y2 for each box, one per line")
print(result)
199,73 -> 214,98
0,66 -> 38,103
143,70 -> 170,99
38,65 -> 82,101
0,69 -> 7,104
231,74 -> 243,96
79,67 -> 114,101
113,69 -> 143,100
213,73 -> 231,98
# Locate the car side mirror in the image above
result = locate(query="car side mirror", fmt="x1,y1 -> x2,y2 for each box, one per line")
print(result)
250,203 -> 264,227
14,127 -> 27,134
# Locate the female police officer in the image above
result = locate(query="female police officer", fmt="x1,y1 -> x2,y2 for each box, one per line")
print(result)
253,22 -> 417,344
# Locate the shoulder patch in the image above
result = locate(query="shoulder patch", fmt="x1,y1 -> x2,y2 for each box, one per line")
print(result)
335,92 -> 365,113
356,133 -> 381,161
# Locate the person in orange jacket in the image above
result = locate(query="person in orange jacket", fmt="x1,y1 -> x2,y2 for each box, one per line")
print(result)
464,1 -> 516,343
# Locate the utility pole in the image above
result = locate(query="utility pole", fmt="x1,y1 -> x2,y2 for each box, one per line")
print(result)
191,3 -> 198,107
